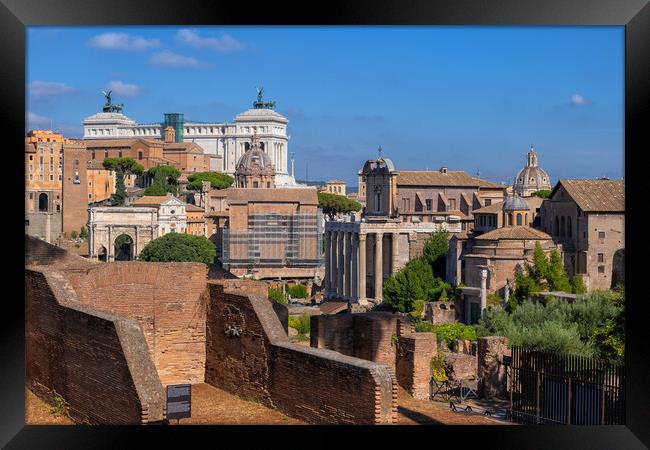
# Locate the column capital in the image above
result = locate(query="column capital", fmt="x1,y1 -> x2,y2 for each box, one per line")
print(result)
358,233 -> 367,242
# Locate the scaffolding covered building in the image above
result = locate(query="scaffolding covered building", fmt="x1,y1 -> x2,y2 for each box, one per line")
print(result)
219,188 -> 324,279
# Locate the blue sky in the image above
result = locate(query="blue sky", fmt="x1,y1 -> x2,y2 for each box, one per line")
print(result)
27,26 -> 624,186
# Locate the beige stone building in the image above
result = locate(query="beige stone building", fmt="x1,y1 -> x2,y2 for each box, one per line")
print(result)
325,180 -> 346,196
540,179 -> 624,291
233,134 -> 275,189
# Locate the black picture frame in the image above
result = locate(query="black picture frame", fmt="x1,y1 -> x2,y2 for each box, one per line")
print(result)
3,0 -> 648,448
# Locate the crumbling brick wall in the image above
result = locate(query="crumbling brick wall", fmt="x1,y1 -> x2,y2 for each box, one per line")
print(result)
25,234 -> 97,269
395,333 -> 437,400
205,280 -> 397,424
61,262 -> 208,386
478,336 -> 509,399
310,312 -> 406,372
26,267 -> 164,424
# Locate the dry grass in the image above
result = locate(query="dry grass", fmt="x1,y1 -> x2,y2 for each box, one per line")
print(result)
25,388 -> 74,425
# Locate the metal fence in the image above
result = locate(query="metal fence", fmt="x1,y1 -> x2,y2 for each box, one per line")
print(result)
509,347 -> 625,425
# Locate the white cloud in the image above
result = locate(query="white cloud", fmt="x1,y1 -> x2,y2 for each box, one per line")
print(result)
149,50 -> 200,67
88,32 -> 160,51
29,80 -> 74,97
27,111 -> 51,128
571,94 -> 591,106
107,80 -> 142,97
175,29 -> 245,52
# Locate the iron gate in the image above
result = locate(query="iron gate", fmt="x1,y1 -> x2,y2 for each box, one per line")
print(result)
509,347 -> 625,425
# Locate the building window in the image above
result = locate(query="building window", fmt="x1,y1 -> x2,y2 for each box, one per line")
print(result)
118,151 -> 123,157
88,194 -> 92,199
567,217 -> 572,237
56,204 -> 60,212
598,265 -> 605,273
104,151 -> 109,158
92,151 -> 96,159
138,151 -> 143,160
29,174 -> 33,181
253,181 -> 259,188
485,199 -> 492,206
598,231 -> 605,239
426,199 -> 433,211
29,155 -> 33,161
560,216 -> 565,237
29,164 -> 33,172
49,174 -> 54,181
516,213 -> 522,226
598,253 -> 604,263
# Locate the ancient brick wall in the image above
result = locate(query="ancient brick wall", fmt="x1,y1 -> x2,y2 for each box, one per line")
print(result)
478,336 -> 509,399
61,262 -> 208,386
205,281 -> 397,424
395,333 -> 437,400
311,312 -> 408,372
26,268 -> 164,424
25,234 -> 96,269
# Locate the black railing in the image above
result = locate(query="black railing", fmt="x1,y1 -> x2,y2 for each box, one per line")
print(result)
509,347 -> 625,425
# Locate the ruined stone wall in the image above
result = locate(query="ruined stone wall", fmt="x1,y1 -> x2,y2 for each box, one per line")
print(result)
395,333 -> 437,400
424,301 -> 460,325
25,234 -> 96,269
205,281 -> 397,424
61,262 -> 208,386
26,268 -> 164,424
311,312 -> 402,372
478,336 -> 509,399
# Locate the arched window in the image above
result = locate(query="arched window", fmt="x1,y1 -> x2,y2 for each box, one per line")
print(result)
374,191 -> 381,212
561,216 -> 566,237
138,151 -> 143,160
567,217 -> 572,237
245,142 -> 250,151
525,213 -> 528,225
38,193 -> 48,212
260,142 -> 265,151
555,216 -> 560,235
516,213 -> 522,226
508,213 -> 513,226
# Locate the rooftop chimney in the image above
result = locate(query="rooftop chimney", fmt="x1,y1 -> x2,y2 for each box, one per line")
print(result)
440,166 -> 448,174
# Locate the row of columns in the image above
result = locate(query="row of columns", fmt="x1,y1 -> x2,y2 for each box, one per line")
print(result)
324,229 -> 402,304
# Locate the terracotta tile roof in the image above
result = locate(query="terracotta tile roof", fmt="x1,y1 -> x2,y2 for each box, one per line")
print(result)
525,195 -> 545,211
226,187 -> 319,205
472,201 -> 504,214
83,138 -> 161,148
554,179 -> 624,212
185,204 -> 204,212
397,170 -> 479,187
475,178 -> 508,189
163,142 -> 204,153
476,226 -> 552,240
318,301 -> 349,315
132,195 -> 173,206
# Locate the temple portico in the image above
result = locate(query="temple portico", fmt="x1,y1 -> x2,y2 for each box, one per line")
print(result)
323,219 -> 446,305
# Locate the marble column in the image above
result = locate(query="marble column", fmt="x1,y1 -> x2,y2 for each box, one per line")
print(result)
345,232 -> 352,300
391,232 -> 399,275
337,230 -> 344,298
358,234 -> 367,305
351,233 -> 359,303
107,226 -> 113,262
374,232 -> 383,302
324,231 -> 331,298
330,231 -> 338,296
480,269 -> 488,315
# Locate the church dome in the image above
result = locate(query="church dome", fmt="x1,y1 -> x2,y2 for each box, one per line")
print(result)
513,147 -> 552,196
502,194 -> 530,211
235,134 -> 275,176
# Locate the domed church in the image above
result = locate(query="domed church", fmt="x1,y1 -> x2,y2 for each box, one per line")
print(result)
234,132 -> 276,188
513,147 -> 552,197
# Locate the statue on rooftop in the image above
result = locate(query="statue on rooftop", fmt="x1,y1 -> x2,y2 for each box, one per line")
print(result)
101,90 -> 124,113
253,86 -> 276,110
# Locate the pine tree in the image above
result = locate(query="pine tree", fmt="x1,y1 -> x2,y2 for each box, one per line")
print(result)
547,250 -> 571,292
530,242 -> 549,288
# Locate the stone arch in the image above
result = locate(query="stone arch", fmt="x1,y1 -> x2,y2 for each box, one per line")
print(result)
113,232 -> 135,261
611,248 -> 625,288
38,193 -> 49,212
516,213 -> 522,226
98,245 -> 108,262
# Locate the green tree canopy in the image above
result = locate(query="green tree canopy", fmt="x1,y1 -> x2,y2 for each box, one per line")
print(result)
422,230 -> 449,278
138,233 -> 216,265
530,189 -> 552,199
187,172 -> 234,190
317,192 -> 362,220
477,288 -> 624,361
145,165 -> 181,196
102,158 -> 145,206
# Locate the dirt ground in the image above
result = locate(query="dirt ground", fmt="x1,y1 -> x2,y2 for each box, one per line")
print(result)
25,389 -> 74,425
25,384 -> 509,426
173,383 -> 305,425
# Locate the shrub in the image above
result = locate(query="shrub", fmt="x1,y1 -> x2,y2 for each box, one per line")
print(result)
287,284 -> 308,299
268,287 -> 286,304
79,226 -> 88,240
476,290 -> 624,361
288,313 -> 311,336
487,291 -> 503,308
143,183 -> 167,196
51,391 -> 66,417
430,353 -> 448,382
422,230 -> 449,277
317,192 -> 362,219
383,258 -> 436,312
138,233 -> 216,264
570,275 -> 587,294
70,230 -> 78,239
410,299 -> 426,320
415,322 -> 477,348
